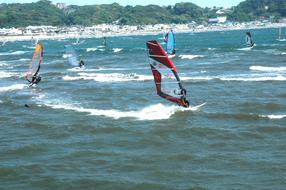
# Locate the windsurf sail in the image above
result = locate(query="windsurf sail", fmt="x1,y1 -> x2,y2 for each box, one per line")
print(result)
31,37 -> 38,46
245,32 -> 254,47
25,43 -> 43,83
1,40 -> 6,46
102,37 -> 107,47
277,28 -> 285,41
164,30 -> 176,56
73,32 -> 85,45
146,40 -> 189,107
65,45 -> 79,67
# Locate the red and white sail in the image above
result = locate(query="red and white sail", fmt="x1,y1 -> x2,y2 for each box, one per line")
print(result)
146,40 -> 189,107
25,43 -> 43,82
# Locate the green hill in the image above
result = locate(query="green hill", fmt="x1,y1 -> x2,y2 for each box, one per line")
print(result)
0,0 -> 66,27
229,0 -> 286,21
0,0 -> 285,27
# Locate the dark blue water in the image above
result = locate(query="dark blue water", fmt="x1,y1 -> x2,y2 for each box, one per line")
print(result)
0,28 -> 286,189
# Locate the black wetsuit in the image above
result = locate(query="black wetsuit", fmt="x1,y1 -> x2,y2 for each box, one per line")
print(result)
79,60 -> 85,67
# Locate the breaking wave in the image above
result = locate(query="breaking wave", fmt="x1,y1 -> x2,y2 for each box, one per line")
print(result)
250,66 -> 286,72
0,84 -> 26,93
37,94 -> 206,120
179,54 -> 204,60
259,114 -> 286,120
0,51 -> 28,56
113,48 -> 123,53
63,73 -> 153,82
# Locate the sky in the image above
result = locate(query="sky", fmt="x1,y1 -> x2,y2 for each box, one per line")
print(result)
1,0 -> 245,8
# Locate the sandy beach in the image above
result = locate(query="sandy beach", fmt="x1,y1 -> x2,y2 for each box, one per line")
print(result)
1,22 -> 286,42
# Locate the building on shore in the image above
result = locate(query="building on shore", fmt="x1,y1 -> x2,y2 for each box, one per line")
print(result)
216,10 -> 227,23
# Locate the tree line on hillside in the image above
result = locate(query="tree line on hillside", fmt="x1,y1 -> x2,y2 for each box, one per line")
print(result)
0,0 -> 285,27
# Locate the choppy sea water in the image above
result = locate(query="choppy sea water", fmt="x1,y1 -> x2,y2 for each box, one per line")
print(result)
1,28 -> 286,189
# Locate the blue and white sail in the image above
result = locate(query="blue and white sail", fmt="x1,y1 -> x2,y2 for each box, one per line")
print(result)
65,45 -> 79,67
165,30 -> 176,58
277,28 -> 286,41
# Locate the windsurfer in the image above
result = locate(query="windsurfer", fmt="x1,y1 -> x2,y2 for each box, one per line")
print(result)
177,88 -> 189,108
29,75 -> 41,87
102,37 -> 107,46
79,59 -> 85,67
246,32 -> 254,47
181,98 -> 189,108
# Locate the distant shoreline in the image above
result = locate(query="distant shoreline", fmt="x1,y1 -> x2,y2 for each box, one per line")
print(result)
1,22 -> 286,42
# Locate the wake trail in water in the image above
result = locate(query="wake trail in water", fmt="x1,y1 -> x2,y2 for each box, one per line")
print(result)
36,95 -> 205,120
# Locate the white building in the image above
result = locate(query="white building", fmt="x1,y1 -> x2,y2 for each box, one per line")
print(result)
56,3 -> 67,9
216,10 -> 227,23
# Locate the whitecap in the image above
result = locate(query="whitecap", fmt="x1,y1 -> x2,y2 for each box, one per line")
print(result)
179,54 -> 204,60
113,48 -> 123,53
0,71 -> 16,78
86,48 -> 97,52
0,51 -> 28,56
0,84 -> 26,93
237,47 -> 252,51
250,66 -> 286,72
259,114 -> 286,120
220,75 -> 286,81
39,101 -> 206,120
63,73 -> 153,82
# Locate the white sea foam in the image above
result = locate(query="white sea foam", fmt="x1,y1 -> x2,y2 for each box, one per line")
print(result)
86,48 -> 97,52
181,74 -> 286,82
0,51 -> 28,56
10,51 -> 28,55
62,53 -> 69,58
0,71 -> 16,78
0,59 -> 28,66
220,75 -> 286,81
0,62 -> 8,67
250,66 -> 286,72
22,45 -> 35,49
179,54 -> 204,60
19,58 -> 29,61
40,101 -> 206,120
0,84 -> 26,93
67,67 -> 85,72
113,48 -> 123,53
259,114 -> 286,120
237,47 -> 252,51
68,67 -> 149,72
63,73 -> 153,82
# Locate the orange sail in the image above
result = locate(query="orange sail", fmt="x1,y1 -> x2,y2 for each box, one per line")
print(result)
25,43 -> 43,82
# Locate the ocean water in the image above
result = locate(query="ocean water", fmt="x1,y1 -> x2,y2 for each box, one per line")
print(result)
1,28 -> 286,189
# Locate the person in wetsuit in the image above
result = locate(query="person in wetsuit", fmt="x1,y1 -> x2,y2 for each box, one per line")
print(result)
28,74 -> 41,87
79,59 -> 85,68
246,32 -> 254,47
